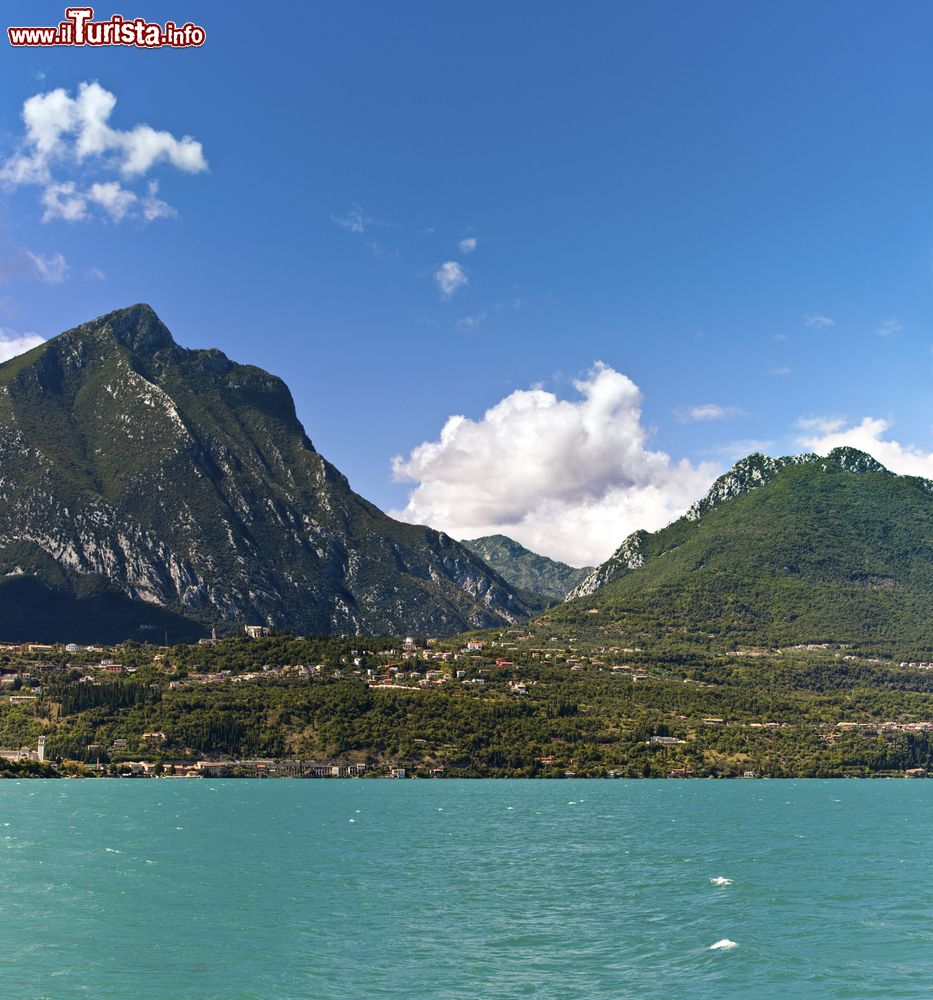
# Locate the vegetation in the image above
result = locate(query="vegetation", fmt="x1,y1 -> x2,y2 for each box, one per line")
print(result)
549,451 -> 933,657
1,630 -> 932,778
0,304 -> 541,643
462,534 -> 592,601
0,312 -> 930,779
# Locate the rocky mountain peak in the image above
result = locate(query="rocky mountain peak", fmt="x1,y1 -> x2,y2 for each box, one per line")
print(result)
85,303 -> 177,356
824,446 -> 888,475
0,306 -> 542,641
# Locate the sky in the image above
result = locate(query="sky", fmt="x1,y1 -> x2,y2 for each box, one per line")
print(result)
0,1 -> 932,566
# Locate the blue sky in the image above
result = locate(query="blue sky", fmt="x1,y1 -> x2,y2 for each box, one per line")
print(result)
1,2 -> 932,563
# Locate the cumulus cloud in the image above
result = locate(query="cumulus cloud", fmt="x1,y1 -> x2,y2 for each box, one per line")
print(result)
675,403 -> 746,423
24,250 -> 68,283
804,313 -> 835,329
435,260 -> 468,299
796,415 -> 933,479
1,81 -> 205,223
458,237 -> 477,254
391,362 -> 720,565
88,180 -> 136,221
3,81 -> 206,182
0,329 -> 44,363
41,181 -> 88,222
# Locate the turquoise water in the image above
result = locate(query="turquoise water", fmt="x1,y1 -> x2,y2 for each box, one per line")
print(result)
0,780 -> 931,999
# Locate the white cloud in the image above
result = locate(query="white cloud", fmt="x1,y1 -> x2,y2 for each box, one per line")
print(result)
119,124 -> 206,176
795,415 -> 933,479
88,180 -> 136,221
0,329 -> 44,363
457,313 -> 486,331
87,266 -> 106,280
770,366 -> 792,376
5,81 -> 206,181
24,250 -> 68,283
804,313 -> 835,329
876,318 -> 903,337
675,403 -> 745,423
391,362 -> 720,565
140,180 -> 176,221
458,237 -> 477,254
39,177 -> 175,226
1,81 -> 205,223
41,181 -> 88,222
435,261 -> 468,299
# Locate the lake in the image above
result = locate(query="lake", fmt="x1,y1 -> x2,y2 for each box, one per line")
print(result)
0,779 -> 930,999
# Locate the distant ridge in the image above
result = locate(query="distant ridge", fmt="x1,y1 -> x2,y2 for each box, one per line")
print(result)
461,534 -> 593,601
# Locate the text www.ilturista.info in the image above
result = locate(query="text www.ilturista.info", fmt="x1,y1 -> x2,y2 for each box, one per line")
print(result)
8,7 -> 205,48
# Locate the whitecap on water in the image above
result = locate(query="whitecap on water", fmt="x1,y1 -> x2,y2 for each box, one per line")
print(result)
710,876 -> 733,886
104,848 -> 121,854
709,939 -> 738,950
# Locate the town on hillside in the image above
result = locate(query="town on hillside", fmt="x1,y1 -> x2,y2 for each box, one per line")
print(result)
0,626 -> 931,779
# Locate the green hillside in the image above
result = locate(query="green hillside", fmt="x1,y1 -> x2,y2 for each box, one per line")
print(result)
551,450 -> 933,656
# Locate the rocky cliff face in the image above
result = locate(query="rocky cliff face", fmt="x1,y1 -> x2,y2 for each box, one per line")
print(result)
0,305 -> 541,640
566,530 -> 647,599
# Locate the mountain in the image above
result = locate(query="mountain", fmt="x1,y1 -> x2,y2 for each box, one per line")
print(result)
554,449 -> 933,651
0,305 -> 544,642
461,534 -> 592,601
